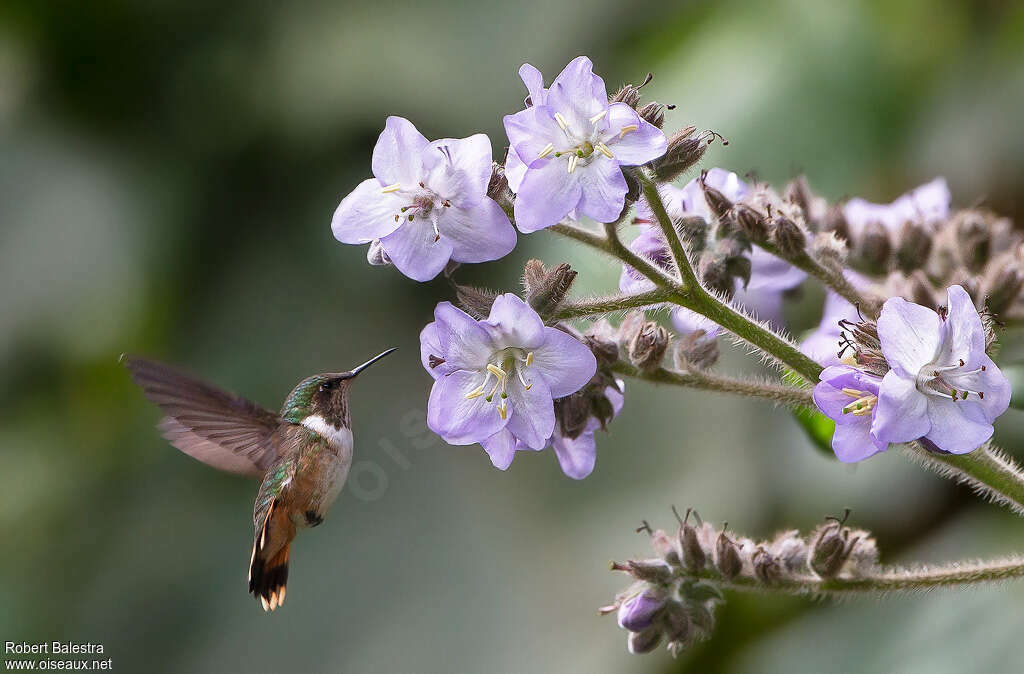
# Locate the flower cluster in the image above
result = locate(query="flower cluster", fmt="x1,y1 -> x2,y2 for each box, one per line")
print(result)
813,284 -> 1011,458
605,511 -> 879,657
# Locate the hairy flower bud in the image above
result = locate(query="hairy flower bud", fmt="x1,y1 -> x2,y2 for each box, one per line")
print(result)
663,604 -> 691,645
629,322 -> 670,371
983,256 -> 1024,315
810,519 -> 853,579
783,176 -> 814,222
771,531 -> 809,573
617,589 -> 666,632
696,251 -> 734,298
627,627 -> 662,655
700,172 -> 734,220
454,283 -> 498,319
752,548 -> 782,585
895,220 -> 932,272
611,83 -> 642,107
822,204 -> 851,241
637,102 -> 667,129
771,216 -> 807,257
674,331 -> 720,370
626,559 -> 673,584
650,529 -> 682,566
522,260 -> 577,317
733,204 -> 768,242
956,214 -> 991,273
367,239 -> 391,266
651,127 -> 706,182
853,221 -> 892,273
905,270 -> 937,309
554,393 -> 592,440
714,531 -> 742,580
810,232 -> 847,274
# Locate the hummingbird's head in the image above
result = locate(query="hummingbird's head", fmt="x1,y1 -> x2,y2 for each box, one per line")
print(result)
281,348 -> 397,427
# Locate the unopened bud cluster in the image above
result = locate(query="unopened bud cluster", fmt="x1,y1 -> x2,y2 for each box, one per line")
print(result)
606,511 -> 878,657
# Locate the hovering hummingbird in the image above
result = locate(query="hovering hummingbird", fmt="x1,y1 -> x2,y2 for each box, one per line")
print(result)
124,348 -> 396,612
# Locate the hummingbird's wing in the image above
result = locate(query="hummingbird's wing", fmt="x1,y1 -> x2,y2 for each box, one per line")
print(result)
125,357 -> 281,477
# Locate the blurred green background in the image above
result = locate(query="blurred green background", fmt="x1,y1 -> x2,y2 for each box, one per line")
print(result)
2,0 -> 1024,672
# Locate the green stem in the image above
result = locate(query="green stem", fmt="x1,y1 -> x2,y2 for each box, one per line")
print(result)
610,361 -> 814,409
903,442 -> 1024,516
553,289 -> 674,321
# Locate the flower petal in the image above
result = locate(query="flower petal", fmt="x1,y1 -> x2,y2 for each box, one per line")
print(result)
332,178 -> 405,244
428,370 -> 509,445
503,375 -> 555,450
551,430 -> 597,479
701,168 -> 751,202
427,133 -> 493,206
484,294 -> 546,350
480,428 -> 518,470
432,302 -> 494,369
605,103 -> 667,165
923,397 -> 993,454
372,116 -> 429,186
503,144 -> 528,193
545,56 -> 607,130
877,296 -> 942,377
872,370 -> 931,444
531,327 -> 598,398
832,422 -> 887,463
419,322 -> 453,380
442,200 -> 517,264
518,63 -> 547,106
503,106 -> 565,169
576,162 -> 628,223
379,218 -> 454,282
513,158 -> 581,233
941,284 -> 986,367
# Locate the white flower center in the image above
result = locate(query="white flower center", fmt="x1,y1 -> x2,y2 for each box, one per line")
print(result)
916,358 -> 988,401
537,110 -> 636,174
378,146 -> 457,242
464,348 -> 535,419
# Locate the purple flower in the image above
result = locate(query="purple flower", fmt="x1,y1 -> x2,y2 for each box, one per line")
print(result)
333,116 -> 516,281
843,177 -> 950,234
503,56 -> 667,233
872,285 -> 1010,453
420,294 -> 597,469
617,590 -> 666,632
801,291 -> 858,366
813,365 -> 888,462
549,383 -> 624,480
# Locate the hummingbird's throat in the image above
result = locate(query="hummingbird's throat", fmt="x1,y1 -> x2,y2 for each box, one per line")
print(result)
464,349 -> 535,420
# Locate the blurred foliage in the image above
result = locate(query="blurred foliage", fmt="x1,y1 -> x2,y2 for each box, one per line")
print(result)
1,0 -> 1023,672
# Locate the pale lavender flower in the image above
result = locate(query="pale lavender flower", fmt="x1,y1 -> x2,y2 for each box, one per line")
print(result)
617,590 -> 666,632
420,294 -> 597,468
843,177 -> 951,234
333,116 -> 516,281
813,365 -> 888,462
503,56 -> 667,232
550,383 -> 624,479
801,290 -> 858,366
872,284 -> 1011,453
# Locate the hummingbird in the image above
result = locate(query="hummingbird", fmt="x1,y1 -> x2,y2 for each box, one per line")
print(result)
124,348 -> 396,612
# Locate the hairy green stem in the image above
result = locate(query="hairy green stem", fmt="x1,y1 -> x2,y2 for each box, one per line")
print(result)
553,289 -> 675,320
610,361 -> 814,409
903,442 -> 1024,517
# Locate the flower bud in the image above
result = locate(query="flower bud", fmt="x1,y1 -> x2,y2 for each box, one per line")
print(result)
771,216 -> 807,257
853,221 -> 892,273
822,204 -> 850,241
698,252 -> 735,298
678,521 -> 706,572
454,283 -> 497,319
752,547 -> 782,585
714,531 -> 742,580
627,627 -> 662,655
523,260 -> 577,317
629,322 -> 670,371
366,239 -> 391,266
583,333 -> 619,367
487,161 -> 510,201
810,520 -> 852,579
700,173 -> 734,220
611,80 -> 645,108
733,204 -> 768,242
650,529 -> 682,567
895,220 -> 932,272
674,332 -> 720,371
810,232 -> 848,273
651,128 -> 706,182
663,604 -> 691,644
637,102 -> 667,129
956,214 -> 991,273
771,531 -> 809,573
783,176 -> 814,222
554,393 -> 591,440
983,256 -> 1024,315
626,559 -> 673,584
905,270 -> 937,309
617,590 -> 666,632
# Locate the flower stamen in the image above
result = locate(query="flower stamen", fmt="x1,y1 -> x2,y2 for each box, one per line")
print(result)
589,110 -> 607,124
619,124 -> 638,139
554,112 -> 569,132
381,183 -> 402,194
595,142 -> 614,159
537,143 -> 555,160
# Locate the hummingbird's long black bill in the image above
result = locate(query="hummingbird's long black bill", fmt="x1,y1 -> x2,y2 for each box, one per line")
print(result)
346,347 -> 398,377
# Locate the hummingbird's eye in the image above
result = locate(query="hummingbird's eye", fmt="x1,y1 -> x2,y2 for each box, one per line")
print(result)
319,381 -> 334,392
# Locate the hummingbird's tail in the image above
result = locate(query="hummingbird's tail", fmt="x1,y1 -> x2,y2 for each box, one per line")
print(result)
248,499 -> 295,612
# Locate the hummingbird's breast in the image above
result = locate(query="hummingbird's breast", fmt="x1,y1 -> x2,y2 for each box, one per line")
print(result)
292,416 -> 354,526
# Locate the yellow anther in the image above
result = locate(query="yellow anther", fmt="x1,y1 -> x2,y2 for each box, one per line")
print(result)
380,183 -> 402,194
497,403 -> 508,420
595,142 -> 614,159
525,352 -> 534,366
487,363 -> 506,378
536,143 -> 555,160
618,124 -> 639,139
567,155 -> 578,174
465,387 -> 485,400
840,354 -> 858,367
554,112 -> 569,132
589,110 -> 607,124
840,388 -> 864,398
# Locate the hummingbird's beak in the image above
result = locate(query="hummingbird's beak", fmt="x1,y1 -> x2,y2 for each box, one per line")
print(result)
345,347 -> 398,377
